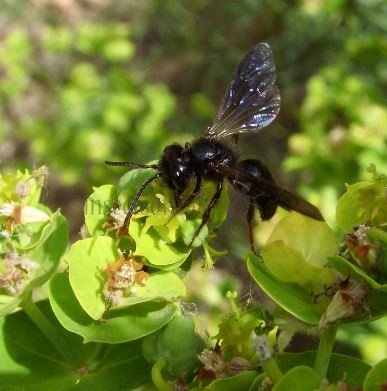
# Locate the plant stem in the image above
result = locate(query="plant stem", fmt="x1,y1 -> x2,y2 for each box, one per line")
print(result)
22,297 -> 79,366
261,357 -> 283,384
314,325 -> 338,378
151,360 -> 174,391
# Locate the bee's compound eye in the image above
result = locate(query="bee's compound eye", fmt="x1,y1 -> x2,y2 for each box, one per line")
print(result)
172,163 -> 193,190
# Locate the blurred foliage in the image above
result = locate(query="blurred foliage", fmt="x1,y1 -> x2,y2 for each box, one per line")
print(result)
284,6 -> 387,221
0,19 -> 175,186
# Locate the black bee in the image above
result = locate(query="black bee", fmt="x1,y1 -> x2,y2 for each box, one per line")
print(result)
106,43 -> 323,253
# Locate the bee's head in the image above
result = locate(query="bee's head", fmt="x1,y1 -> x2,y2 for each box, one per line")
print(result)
160,144 -> 194,191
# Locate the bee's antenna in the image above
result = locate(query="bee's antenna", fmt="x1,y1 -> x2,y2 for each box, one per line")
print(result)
105,161 -> 159,170
124,172 -> 163,228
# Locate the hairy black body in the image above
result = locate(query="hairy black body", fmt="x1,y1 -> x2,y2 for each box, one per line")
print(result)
160,138 -> 236,188
106,43 -> 323,252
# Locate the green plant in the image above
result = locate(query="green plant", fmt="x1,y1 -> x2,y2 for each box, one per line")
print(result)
0,22 -> 176,187
1,164 -> 386,390
282,1 -> 387,222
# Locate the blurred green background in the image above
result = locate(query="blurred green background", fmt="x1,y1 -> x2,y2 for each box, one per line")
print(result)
0,0 -> 386,362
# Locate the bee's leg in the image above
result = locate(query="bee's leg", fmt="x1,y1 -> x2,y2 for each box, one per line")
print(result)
246,202 -> 259,256
188,179 -> 223,247
124,173 -> 162,228
174,190 -> 184,208
168,175 -> 202,223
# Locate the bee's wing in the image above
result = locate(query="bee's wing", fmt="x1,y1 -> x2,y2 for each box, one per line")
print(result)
217,164 -> 324,221
205,43 -> 280,139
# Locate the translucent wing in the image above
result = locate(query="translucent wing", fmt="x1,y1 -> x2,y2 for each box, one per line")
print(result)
216,164 -> 324,221
205,43 -> 280,139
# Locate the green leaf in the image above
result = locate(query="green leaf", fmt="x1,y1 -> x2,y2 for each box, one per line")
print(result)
336,181 -> 387,232
15,206 -> 52,251
160,316 -> 204,375
201,371 -> 261,391
363,358 -> 387,391
117,167 -> 158,203
260,213 -> 336,291
327,353 -> 371,388
0,300 -> 151,390
145,255 -> 192,272
366,289 -> 387,320
180,218 -> 209,248
265,212 -> 338,269
322,255 -> 387,324
142,315 -> 205,377
66,235 -> 185,315
204,182 -> 229,231
117,271 -> 186,307
328,255 -> 387,291
277,352 -> 371,388
49,273 -> 178,343
247,255 -> 321,325
67,236 -> 119,320
327,255 -> 387,321
262,241 -> 335,288
84,185 -> 118,236
0,211 -> 68,317
28,211 -> 69,286
131,219 -> 191,267
273,366 -> 321,391
276,351 -> 314,371
12,219 -> 49,252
